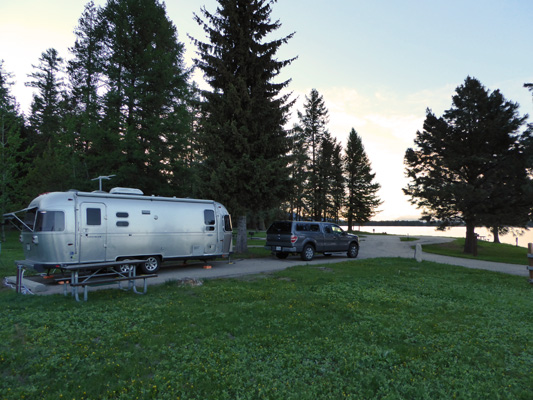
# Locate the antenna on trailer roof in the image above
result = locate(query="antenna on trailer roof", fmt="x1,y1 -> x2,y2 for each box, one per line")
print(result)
91,175 -> 116,191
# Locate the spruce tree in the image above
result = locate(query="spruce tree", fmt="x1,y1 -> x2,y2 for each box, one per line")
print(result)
0,61 -> 31,240
297,88 -> 328,219
25,48 -> 65,147
66,0 -> 106,189
25,48 -> 73,193
191,0 -> 295,252
404,77 -> 530,254
286,124 -> 311,220
344,128 -> 382,229
315,132 -> 345,222
100,0 -> 192,195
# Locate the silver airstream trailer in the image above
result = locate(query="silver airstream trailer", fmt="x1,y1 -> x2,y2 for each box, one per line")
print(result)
6,188 -> 233,274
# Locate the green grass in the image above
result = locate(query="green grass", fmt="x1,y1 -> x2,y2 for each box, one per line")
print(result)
1,256 -> 532,399
423,238 -> 528,265
400,236 -> 419,242
0,230 -> 23,278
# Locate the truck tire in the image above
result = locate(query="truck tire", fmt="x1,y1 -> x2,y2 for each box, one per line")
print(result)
301,244 -> 315,261
141,256 -> 161,274
347,242 -> 359,258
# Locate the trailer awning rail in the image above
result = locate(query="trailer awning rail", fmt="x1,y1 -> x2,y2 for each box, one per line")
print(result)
2,207 -> 35,232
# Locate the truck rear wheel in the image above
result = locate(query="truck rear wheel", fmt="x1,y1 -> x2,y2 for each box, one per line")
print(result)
141,256 -> 161,274
301,244 -> 315,261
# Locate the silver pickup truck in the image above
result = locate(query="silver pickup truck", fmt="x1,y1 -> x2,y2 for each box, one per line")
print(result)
265,221 -> 359,261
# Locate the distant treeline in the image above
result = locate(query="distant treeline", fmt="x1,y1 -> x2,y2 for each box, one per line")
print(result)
362,220 -> 456,227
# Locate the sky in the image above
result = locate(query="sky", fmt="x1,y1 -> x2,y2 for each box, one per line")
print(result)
1,0 -> 533,220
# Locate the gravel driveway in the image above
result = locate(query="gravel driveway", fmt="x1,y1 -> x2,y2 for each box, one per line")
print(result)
12,234 -> 530,295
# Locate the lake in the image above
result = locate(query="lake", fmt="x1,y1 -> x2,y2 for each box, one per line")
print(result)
346,225 -> 533,248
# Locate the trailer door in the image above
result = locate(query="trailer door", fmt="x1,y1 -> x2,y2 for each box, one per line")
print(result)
204,208 -> 218,254
79,202 -> 107,262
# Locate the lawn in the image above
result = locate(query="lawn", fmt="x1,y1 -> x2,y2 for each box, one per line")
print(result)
423,237 -> 528,265
1,252 -> 532,399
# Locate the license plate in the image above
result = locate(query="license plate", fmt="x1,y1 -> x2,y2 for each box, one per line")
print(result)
276,246 -> 281,251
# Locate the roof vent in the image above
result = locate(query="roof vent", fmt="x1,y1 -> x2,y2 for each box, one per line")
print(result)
109,187 -> 144,195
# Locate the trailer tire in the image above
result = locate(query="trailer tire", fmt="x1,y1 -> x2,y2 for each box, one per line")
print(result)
141,256 -> 161,274
117,261 -> 136,274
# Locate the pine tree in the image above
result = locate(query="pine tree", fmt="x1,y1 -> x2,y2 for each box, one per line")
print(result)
404,77 -> 530,254
298,89 -> 328,219
25,48 -> 73,193
314,132 -> 345,222
329,137 -> 345,223
344,128 -> 382,229
190,0 -> 295,252
66,0 -> 106,189
286,124 -> 311,220
100,0 -> 193,195
0,61 -> 31,240
25,48 -> 65,147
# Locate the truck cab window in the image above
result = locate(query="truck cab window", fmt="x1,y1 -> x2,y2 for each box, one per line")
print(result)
86,208 -> 101,226
332,225 -> 343,235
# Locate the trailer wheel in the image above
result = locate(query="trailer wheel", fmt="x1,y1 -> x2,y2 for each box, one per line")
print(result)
117,262 -> 136,274
141,256 -> 160,274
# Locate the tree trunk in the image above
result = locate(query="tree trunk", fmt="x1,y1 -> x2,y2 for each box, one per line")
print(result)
492,227 -> 501,243
464,222 -> 477,255
235,215 -> 248,253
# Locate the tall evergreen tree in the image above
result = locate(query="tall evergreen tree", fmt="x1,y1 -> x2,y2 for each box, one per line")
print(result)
344,128 -> 382,229
0,61 -> 31,240
404,77 -> 530,254
25,48 -> 73,194
191,0 -> 295,252
25,48 -> 65,147
298,88 -> 328,219
314,132 -> 345,222
329,139 -> 345,223
286,124 -> 311,220
100,0 -> 193,195
66,0 -> 106,189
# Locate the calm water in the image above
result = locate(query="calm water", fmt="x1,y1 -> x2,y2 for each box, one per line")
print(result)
346,225 -> 533,248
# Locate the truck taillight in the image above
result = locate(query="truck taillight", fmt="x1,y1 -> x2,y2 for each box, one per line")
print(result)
291,235 -> 298,244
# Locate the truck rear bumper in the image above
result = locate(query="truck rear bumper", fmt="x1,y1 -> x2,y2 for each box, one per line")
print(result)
265,246 -> 297,253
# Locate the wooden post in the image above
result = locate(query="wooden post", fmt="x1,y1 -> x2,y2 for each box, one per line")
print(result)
527,243 -> 533,283
15,263 -> 24,293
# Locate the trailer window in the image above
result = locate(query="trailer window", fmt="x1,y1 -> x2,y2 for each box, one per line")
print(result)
35,211 -> 65,232
86,208 -> 101,226
22,208 -> 37,231
204,210 -> 215,225
224,215 -> 232,231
